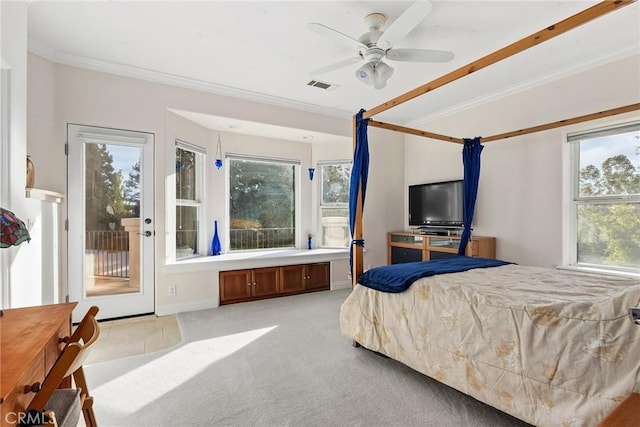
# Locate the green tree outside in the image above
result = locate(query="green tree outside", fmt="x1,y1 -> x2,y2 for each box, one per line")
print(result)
229,159 -> 295,249
578,154 -> 640,268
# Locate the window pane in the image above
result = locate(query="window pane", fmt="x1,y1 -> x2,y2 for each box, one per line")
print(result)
229,158 -> 295,250
321,164 -> 351,204
176,147 -> 197,201
577,202 -> 640,268
176,205 -> 199,258
578,128 -> 640,197
321,207 -> 349,247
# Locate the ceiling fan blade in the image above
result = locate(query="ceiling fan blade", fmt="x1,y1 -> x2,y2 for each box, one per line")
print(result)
379,0 -> 432,46
386,48 -> 454,63
307,23 -> 367,50
310,56 -> 362,76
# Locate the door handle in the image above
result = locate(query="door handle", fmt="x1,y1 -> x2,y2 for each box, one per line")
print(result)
138,231 -> 153,237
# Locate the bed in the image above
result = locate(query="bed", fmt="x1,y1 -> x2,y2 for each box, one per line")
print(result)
340,259 -> 640,426
344,1 -> 640,425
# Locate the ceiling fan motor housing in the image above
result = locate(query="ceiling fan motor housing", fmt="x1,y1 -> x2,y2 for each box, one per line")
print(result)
361,47 -> 386,64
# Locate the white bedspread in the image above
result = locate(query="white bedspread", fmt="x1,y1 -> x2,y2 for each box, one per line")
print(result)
340,264 -> 640,426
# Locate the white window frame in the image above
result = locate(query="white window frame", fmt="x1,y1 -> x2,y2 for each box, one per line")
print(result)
318,160 -> 352,248
563,120 -> 640,277
226,154 -> 300,252
174,139 -> 205,260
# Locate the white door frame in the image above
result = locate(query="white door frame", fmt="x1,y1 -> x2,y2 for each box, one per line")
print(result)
67,124 -> 155,321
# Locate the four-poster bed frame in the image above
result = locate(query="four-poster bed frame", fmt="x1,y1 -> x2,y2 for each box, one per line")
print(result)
341,0 -> 640,426
350,0 -> 640,284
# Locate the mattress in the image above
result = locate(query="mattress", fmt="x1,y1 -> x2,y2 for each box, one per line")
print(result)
340,264 -> 640,426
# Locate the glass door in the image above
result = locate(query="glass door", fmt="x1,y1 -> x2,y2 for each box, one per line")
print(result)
67,125 -> 154,321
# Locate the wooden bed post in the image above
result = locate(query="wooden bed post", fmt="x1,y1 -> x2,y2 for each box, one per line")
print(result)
351,114 -> 364,288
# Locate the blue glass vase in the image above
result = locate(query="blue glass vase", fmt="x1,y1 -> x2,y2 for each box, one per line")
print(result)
211,220 -> 221,256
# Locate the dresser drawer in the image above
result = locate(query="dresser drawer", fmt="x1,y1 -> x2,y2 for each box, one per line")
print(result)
44,322 -> 70,374
0,352 -> 45,427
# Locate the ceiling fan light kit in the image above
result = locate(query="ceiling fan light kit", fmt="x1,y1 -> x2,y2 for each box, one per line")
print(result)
308,0 -> 453,89
355,61 -> 394,89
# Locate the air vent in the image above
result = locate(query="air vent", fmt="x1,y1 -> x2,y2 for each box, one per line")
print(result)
307,80 -> 339,91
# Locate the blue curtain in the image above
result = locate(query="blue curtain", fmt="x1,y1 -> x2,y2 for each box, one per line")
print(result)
349,109 -> 370,272
458,137 -> 484,255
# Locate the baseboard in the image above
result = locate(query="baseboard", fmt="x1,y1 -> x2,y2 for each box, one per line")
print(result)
331,280 -> 352,291
155,298 -> 219,316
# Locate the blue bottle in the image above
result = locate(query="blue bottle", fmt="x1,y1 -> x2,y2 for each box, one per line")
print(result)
211,220 -> 221,256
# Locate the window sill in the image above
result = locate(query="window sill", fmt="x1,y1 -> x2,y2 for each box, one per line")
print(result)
164,248 -> 350,274
556,264 -> 640,279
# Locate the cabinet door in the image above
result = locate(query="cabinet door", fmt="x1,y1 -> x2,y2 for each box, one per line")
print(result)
280,265 -> 306,294
252,267 -> 280,297
220,270 -> 252,303
305,262 -> 330,291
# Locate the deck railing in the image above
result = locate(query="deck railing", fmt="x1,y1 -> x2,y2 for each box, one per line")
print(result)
229,227 -> 294,250
85,230 -> 130,278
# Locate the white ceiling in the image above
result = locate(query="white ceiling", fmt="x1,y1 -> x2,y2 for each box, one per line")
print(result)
27,1 -> 640,141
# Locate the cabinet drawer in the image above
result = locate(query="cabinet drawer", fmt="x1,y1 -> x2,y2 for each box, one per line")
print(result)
0,352 -> 45,427
391,246 -> 422,264
44,323 -> 70,374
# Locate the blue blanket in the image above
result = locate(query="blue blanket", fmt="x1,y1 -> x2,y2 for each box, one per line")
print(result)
358,256 -> 512,293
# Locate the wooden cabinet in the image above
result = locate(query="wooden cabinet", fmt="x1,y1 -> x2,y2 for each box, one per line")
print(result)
219,262 -> 330,305
0,303 -> 76,427
305,262 -> 330,291
388,232 -> 495,264
280,265 -> 308,294
219,267 -> 280,303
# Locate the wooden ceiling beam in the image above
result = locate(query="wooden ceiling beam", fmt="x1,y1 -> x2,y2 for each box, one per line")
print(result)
363,0 -> 636,120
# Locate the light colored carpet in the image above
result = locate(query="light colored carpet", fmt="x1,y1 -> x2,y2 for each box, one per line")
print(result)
83,290 -> 532,427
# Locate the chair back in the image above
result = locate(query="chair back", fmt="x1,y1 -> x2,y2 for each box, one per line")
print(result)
27,306 -> 100,413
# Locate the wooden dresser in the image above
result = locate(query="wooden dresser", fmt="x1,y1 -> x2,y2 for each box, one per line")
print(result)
0,303 -> 76,426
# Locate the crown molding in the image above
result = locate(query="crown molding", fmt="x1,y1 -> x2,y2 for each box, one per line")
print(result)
407,47 -> 639,128
27,40 -> 637,130
27,40 -> 353,121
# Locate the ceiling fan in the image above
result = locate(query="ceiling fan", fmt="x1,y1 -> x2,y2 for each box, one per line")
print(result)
308,0 -> 454,89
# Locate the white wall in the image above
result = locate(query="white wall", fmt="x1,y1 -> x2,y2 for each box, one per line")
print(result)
25,43 -> 635,313
26,55 -> 397,315
1,2 -> 49,308
404,54 -> 640,267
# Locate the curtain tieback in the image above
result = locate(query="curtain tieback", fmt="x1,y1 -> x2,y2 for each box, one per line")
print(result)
351,239 -> 365,247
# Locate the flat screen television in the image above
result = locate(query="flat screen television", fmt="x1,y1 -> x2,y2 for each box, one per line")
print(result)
408,179 -> 464,227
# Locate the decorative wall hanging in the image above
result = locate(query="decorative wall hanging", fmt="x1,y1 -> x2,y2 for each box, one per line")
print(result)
308,168 -> 315,181
215,135 -> 223,169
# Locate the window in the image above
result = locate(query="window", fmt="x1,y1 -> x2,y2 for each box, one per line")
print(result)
228,156 -> 297,250
175,140 -> 204,259
319,161 -> 352,248
568,121 -> 640,273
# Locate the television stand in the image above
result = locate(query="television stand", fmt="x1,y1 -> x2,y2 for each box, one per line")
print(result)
388,231 -> 495,264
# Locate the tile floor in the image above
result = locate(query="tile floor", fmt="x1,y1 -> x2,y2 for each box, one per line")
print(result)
85,314 -> 182,364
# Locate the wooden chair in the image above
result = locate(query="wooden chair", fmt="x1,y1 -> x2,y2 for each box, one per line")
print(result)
24,306 -> 100,427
